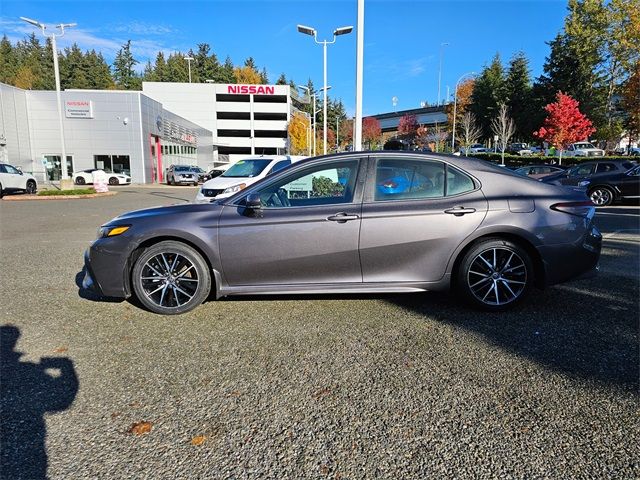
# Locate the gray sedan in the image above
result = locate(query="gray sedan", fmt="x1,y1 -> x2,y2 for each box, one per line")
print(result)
83,152 -> 602,315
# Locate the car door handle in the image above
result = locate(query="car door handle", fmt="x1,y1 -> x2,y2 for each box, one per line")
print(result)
327,212 -> 360,223
444,207 -> 476,216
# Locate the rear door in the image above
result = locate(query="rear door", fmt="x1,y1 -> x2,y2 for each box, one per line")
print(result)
617,166 -> 640,198
359,155 -> 488,283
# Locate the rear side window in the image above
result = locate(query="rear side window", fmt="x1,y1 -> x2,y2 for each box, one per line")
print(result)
596,163 -> 616,173
373,158 -> 475,201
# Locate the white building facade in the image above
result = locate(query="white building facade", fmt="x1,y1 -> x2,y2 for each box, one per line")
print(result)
142,82 -> 291,164
0,82 -> 214,184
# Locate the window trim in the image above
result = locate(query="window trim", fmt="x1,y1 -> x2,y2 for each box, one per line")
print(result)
228,156 -> 366,209
364,155 -> 480,203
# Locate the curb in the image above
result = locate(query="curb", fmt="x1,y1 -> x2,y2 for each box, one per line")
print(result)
2,191 -> 118,201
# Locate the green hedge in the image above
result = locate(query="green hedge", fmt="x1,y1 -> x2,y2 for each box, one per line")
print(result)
38,188 -> 96,196
469,152 -> 633,166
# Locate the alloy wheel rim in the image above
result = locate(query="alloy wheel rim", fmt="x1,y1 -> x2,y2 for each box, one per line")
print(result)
140,252 -> 199,308
467,247 -> 527,306
27,183 -> 36,194
590,189 -> 610,206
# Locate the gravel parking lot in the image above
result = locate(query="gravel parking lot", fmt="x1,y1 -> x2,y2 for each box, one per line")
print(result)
1,187 -> 638,479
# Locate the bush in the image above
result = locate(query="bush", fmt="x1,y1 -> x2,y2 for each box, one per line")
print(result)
37,188 -> 97,196
469,153 -> 632,166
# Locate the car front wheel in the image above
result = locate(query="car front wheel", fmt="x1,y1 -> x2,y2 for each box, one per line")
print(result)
457,238 -> 533,311
589,187 -> 613,207
25,180 -> 37,194
131,240 -> 211,315
75,176 -> 86,185
108,177 -> 119,185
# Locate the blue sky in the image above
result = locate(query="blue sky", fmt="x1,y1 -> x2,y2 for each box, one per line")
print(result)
1,0 -> 568,116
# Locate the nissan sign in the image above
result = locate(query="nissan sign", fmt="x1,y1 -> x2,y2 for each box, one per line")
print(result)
227,85 -> 275,95
65,100 -> 94,118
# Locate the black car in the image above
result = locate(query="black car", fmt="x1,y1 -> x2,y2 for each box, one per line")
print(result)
542,160 -> 639,206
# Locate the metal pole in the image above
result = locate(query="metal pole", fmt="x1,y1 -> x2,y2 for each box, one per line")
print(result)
323,41 -> 328,155
336,116 -> 339,151
354,0 -> 364,151
51,33 -> 68,180
313,94 -> 317,156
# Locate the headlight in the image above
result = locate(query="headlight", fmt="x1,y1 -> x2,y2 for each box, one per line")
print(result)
578,180 -> 591,187
98,225 -> 130,238
222,183 -> 247,194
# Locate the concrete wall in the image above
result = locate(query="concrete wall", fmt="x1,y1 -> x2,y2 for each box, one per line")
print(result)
0,83 -> 33,171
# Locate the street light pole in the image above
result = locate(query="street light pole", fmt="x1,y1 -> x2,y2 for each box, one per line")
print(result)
437,42 -> 449,106
451,71 -> 476,152
299,86 -> 318,156
185,56 -> 194,83
297,24 -> 352,155
21,17 -> 76,182
354,0 -> 364,151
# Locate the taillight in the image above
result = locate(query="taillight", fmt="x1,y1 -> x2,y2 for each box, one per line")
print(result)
550,201 -> 595,218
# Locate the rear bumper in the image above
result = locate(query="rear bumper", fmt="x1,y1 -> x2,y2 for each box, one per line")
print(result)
538,224 -> 602,286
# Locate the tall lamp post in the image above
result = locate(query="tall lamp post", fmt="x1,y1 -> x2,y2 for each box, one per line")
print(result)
354,0 -> 364,151
21,17 -> 76,183
437,42 -> 449,106
298,86 -> 317,156
297,24 -> 352,155
451,71 -> 476,152
184,56 -> 194,83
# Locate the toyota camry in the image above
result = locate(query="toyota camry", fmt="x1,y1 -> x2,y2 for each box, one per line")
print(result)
83,152 -> 601,315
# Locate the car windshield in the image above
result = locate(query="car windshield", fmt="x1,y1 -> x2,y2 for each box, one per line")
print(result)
575,143 -> 595,149
222,159 -> 272,178
622,162 -> 636,171
174,166 -> 192,172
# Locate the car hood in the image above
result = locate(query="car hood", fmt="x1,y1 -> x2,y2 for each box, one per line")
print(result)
109,202 -> 221,223
201,176 -> 260,190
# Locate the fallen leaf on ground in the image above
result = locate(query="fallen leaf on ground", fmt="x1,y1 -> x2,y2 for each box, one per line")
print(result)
191,435 -> 207,446
128,421 -> 153,436
53,347 -> 68,353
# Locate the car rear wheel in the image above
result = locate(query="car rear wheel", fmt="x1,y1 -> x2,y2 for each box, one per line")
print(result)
0,182 -> 3,199
75,176 -> 86,185
131,241 -> 211,315
25,180 -> 37,194
457,238 -> 533,311
589,187 -> 613,207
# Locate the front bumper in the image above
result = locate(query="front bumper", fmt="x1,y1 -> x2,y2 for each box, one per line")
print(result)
538,224 -> 602,286
83,240 -> 131,298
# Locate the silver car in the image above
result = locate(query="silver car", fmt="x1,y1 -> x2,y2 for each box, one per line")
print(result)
83,152 -> 601,315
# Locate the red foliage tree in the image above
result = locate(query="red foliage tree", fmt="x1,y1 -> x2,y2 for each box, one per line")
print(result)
398,113 -> 418,139
534,92 -> 596,163
362,117 -> 382,147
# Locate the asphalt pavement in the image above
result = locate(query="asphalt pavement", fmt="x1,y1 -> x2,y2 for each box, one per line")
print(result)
0,187 -> 638,479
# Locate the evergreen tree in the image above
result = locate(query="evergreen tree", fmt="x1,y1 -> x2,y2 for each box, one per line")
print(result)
244,57 -> 256,70
152,51 -> 169,82
60,43 -> 90,89
0,36 -> 18,85
85,50 -> 113,89
194,43 -> 221,82
259,67 -> 269,84
166,53 -> 189,82
112,40 -> 139,89
505,52 -> 534,140
470,53 -> 506,140
276,73 -> 287,85
220,56 -> 236,84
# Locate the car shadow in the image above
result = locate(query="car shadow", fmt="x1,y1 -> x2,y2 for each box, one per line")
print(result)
385,273 -> 638,392
0,325 -> 79,480
74,269 -> 125,303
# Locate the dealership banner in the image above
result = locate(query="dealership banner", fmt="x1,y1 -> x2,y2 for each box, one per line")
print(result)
65,100 -> 94,118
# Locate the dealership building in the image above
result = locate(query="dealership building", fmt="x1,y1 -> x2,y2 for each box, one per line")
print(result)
0,81 -> 296,184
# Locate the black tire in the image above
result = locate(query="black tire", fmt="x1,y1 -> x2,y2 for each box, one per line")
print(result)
108,177 -> 119,185
131,240 -> 211,315
456,238 -> 534,311
0,183 -> 3,199
589,186 -> 614,207
75,176 -> 86,185
25,180 -> 37,194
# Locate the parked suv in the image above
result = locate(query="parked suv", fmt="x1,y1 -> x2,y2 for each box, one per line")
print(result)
165,165 -> 201,186
542,160 -> 638,206
0,163 -> 37,197
506,143 -> 533,156
564,142 -> 605,157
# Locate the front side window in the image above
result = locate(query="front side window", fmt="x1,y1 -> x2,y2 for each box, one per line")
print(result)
4,164 -> 20,175
254,160 -> 359,208
569,164 -> 594,176
595,163 -> 615,173
268,160 -> 291,175
223,159 -> 271,178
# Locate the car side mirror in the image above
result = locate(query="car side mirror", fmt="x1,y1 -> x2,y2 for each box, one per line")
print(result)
243,193 -> 263,217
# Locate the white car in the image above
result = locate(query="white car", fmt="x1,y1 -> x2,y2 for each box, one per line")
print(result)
459,144 -> 489,155
73,169 -> 131,185
0,163 -> 37,197
564,142 -> 605,158
195,156 -> 307,203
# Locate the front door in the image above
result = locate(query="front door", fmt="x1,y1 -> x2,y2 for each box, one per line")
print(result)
359,155 -> 488,283
218,158 -> 365,286
618,166 -> 640,197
